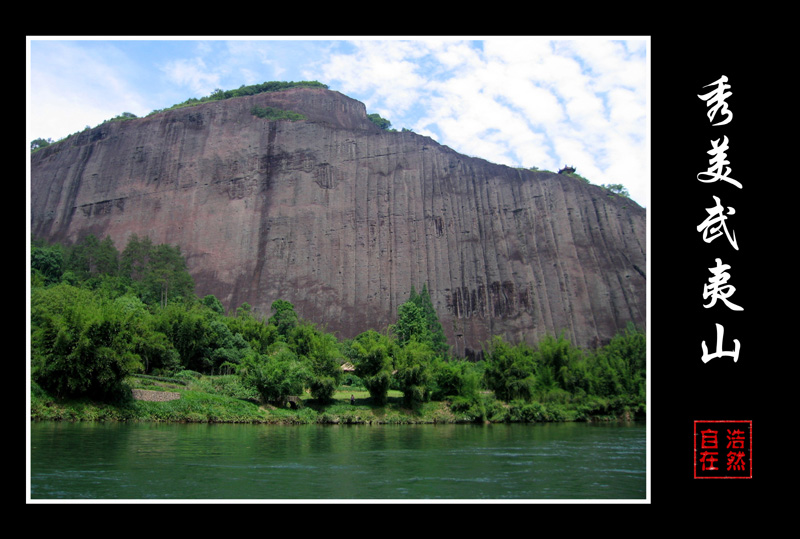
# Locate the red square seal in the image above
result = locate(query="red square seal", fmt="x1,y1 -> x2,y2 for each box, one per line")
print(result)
694,420 -> 752,478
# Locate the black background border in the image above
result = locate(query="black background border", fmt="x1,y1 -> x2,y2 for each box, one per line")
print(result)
652,34 -> 775,502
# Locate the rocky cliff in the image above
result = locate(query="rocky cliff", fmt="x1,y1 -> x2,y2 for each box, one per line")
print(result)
30,86 -> 646,356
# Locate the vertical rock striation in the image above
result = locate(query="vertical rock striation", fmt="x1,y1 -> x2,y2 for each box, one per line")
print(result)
31,87 -> 646,355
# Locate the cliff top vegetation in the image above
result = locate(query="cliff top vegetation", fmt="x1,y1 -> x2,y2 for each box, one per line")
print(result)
29,79 -> 634,203
30,81 -> 330,153
146,80 -> 329,117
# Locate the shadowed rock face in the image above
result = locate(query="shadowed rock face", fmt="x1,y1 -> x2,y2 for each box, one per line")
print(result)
31,87 -> 646,356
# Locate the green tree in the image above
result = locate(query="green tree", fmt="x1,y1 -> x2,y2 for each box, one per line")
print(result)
236,302 -> 252,318
602,183 -> 631,198
432,357 -> 486,421
394,338 -> 436,407
120,236 -> 194,307
390,301 -> 427,346
242,345 -> 311,405
30,241 -> 64,286
225,307 -> 278,355
367,113 -> 392,130
143,243 -> 194,308
593,322 -> 646,397
533,333 -> 582,394
115,295 -> 181,374
31,137 -> 53,151
412,284 -> 448,356
431,358 -> 482,401
392,285 -> 448,355
95,236 -> 120,276
106,112 -> 138,123
291,324 -> 343,403
268,299 -> 298,338
484,336 -> 536,402
31,284 -> 144,400
64,234 -> 119,282
201,294 -> 225,315
120,234 -> 153,281
154,302 -> 213,373
349,330 -> 394,405
205,318 -> 254,374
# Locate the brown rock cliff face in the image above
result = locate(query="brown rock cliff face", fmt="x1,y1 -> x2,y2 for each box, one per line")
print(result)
30,87 -> 646,356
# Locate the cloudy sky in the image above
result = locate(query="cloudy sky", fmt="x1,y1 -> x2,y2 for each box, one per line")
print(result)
27,37 -> 649,205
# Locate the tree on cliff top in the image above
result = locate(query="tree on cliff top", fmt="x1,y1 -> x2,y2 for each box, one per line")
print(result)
147,81 -> 329,117
367,113 -> 392,130
31,137 -> 53,151
602,183 -> 631,198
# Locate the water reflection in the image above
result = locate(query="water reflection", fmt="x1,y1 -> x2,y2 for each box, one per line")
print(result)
30,422 -> 645,500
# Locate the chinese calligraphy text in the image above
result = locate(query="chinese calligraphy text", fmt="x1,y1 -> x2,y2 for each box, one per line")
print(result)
694,420 -> 752,478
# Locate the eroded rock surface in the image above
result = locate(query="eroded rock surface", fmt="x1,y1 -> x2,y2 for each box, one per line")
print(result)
31,87 -> 646,356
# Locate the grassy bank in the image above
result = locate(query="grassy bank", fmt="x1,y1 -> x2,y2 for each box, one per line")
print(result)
30,373 -> 643,425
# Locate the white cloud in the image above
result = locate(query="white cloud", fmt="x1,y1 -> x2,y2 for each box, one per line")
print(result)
321,40 -> 430,115
29,37 -> 649,205
161,57 -> 221,97
312,37 -> 648,204
29,41 -> 150,141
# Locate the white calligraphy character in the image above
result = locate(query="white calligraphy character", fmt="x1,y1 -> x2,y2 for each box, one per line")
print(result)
701,323 -> 740,363
698,75 -> 733,126
697,196 -> 738,250
703,258 -> 743,311
697,136 -> 741,189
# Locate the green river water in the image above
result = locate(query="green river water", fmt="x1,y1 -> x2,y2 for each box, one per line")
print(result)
29,421 -> 647,501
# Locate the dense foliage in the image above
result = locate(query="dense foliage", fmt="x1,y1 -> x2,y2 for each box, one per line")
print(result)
31,284 -> 146,400
30,236 -> 646,421
210,81 -> 328,101
602,183 -> 632,198
31,138 -> 54,151
250,105 -> 306,122
149,81 -> 328,117
367,113 -> 392,130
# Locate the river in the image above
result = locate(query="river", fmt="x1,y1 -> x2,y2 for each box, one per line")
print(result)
29,421 -> 647,501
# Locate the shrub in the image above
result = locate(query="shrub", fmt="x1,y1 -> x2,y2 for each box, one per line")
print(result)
309,375 -> 338,403
394,339 -> 436,407
349,331 -> 394,405
507,400 -> 543,422
242,346 -> 311,405
484,336 -> 536,402
341,373 -> 365,388
367,113 -> 392,130
31,284 -> 144,401
602,183 -> 631,198
251,105 -> 306,121
449,394 -> 486,422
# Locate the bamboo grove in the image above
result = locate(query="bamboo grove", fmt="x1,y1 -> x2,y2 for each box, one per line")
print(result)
30,234 -> 646,422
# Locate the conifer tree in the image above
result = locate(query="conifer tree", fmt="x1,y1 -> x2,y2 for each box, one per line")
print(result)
408,284 -> 448,356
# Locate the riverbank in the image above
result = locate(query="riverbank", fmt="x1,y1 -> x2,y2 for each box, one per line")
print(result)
30,374 -> 644,425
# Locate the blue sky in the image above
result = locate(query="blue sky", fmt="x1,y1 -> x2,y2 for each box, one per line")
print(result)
27,37 -> 649,205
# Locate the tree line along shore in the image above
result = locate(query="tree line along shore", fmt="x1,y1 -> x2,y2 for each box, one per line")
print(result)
29,234 -> 645,424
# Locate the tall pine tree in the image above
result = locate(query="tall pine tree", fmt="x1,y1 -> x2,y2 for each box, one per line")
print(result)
405,284 -> 448,356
